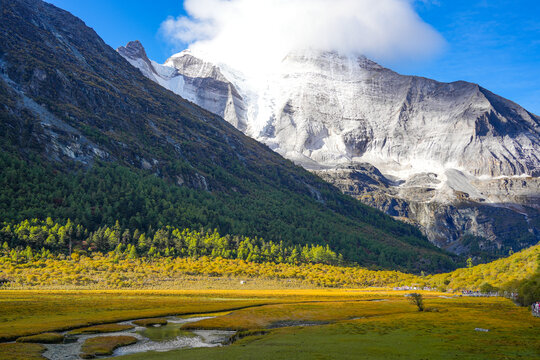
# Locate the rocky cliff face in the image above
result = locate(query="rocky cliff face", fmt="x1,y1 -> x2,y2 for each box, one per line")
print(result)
315,165 -> 539,256
119,45 -> 540,257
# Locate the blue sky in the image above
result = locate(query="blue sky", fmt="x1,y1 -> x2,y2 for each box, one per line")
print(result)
411,0 -> 540,115
47,0 -> 540,114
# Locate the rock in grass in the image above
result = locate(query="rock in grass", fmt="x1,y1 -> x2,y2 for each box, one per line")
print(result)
68,324 -> 134,335
474,328 -> 490,332
80,335 -> 137,359
132,318 -> 168,327
16,332 -> 64,344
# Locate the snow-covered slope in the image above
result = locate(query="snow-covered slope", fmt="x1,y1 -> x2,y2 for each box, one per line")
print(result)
229,50 -> 539,178
118,43 -> 540,255
118,42 -> 247,131
117,41 -> 185,95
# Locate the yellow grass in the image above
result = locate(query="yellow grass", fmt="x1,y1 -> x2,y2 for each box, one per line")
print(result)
15,332 -> 63,344
118,295 -> 540,360
0,289 -> 538,360
429,244 -> 540,290
0,343 -> 45,360
0,290 -> 274,341
80,335 -> 138,358
1,243 -> 538,292
182,299 -> 409,330
0,288 -> 439,341
68,324 -> 134,335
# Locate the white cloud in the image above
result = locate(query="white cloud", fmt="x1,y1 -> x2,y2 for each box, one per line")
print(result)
161,0 -> 444,75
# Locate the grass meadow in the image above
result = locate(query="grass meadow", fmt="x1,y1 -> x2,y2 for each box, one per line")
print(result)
0,244 -> 537,359
0,289 -> 538,359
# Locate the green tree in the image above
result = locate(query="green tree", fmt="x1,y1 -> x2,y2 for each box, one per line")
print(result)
288,248 -> 300,264
479,282 -> 497,294
128,245 -> 137,259
517,272 -> 540,306
137,234 -> 147,252
408,293 -> 424,312
24,246 -> 33,261
121,229 -> 131,244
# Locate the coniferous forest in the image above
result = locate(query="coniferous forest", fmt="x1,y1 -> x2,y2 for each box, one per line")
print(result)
0,150 -> 455,273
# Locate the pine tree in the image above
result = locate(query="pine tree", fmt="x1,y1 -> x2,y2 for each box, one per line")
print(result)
24,246 -> 33,261
121,229 -> 131,244
288,248 -> 300,264
10,249 -> 18,262
128,245 -> 137,259
137,234 -> 147,252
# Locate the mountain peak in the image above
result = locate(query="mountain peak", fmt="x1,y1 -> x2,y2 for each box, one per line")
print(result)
165,51 -> 229,84
280,50 -> 384,72
117,40 -> 151,66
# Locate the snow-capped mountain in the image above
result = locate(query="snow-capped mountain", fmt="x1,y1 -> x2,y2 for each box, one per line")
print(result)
118,42 -> 540,256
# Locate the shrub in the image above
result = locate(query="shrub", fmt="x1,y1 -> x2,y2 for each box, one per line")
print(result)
408,293 -> 424,312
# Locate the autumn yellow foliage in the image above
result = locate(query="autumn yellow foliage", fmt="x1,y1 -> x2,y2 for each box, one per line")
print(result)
0,242 -> 538,291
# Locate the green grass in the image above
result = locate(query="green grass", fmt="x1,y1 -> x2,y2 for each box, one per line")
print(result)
80,335 -> 138,358
0,290 -> 538,359
119,298 -> 540,360
0,289 -> 382,341
15,332 -> 63,344
181,300 -> 409,331
121,326 -> 538,360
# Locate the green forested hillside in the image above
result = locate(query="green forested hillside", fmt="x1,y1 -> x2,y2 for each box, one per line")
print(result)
0,0 -> 455,272
0,153 -> 454,271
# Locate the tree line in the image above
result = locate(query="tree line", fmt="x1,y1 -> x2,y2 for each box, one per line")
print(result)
0,218 -> 343,265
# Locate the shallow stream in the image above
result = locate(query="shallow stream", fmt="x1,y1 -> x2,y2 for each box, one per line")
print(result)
42,316 -> 235,359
